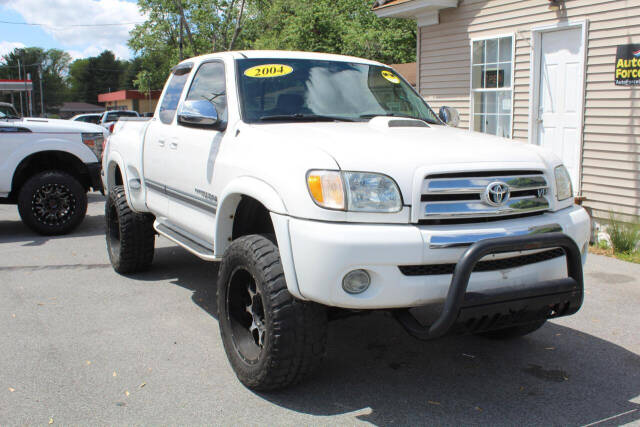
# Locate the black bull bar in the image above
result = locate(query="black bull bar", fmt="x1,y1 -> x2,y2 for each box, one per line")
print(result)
393,233 -> 584,340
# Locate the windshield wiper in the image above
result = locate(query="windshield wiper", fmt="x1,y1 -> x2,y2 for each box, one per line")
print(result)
359,113 -> 438,125
259,114 -> 355,122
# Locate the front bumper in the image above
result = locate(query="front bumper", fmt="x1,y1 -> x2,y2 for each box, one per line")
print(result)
393,232 -> 583,340
281,205 -> 590,309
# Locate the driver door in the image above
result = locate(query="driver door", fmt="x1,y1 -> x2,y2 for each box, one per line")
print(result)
166,60 -> 228,245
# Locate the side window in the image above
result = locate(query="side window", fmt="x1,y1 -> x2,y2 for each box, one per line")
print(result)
159,70 -> 190,124
185,61 -> 227,123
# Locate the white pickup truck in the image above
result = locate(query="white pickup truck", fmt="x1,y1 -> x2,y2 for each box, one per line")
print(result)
1,107 -> 107,235
103,51 -> 590,390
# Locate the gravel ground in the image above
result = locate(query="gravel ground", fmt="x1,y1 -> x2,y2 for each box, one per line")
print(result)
1,194 -> 639,425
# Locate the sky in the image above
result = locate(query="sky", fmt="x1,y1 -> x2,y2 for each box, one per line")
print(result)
0,0 -> 145,61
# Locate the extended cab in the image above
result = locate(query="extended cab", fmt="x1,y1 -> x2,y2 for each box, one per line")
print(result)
103,51 -> 591,390
1,112 -> 107,235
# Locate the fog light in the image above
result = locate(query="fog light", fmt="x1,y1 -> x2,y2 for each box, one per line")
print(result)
342,269 -> 370,294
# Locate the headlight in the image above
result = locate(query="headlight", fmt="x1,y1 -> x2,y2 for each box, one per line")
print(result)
344,172 -> 402,212
307,170 -> 402,212
554,165 -> 573,201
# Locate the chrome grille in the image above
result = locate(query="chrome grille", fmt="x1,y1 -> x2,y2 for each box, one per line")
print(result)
421,170 -> 549,221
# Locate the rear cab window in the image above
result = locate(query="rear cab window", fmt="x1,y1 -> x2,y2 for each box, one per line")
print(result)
159,65 -> 192,125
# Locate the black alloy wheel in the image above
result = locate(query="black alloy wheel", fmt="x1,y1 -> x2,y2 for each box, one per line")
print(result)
217,234 -> 328,390
31,182 -> 76,227
227,267 -> 267,363
17,171 -> 87,236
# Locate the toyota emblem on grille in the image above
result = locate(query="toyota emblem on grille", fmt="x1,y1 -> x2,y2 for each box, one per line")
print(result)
484,182 -> 510,206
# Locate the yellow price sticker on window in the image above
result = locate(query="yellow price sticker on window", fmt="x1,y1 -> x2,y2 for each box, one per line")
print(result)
381,70 -> 400,84
244,64 -> 293,78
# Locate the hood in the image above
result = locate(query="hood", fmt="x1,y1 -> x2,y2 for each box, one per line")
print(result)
17,117 -> 106,134
251,118 -> 556,204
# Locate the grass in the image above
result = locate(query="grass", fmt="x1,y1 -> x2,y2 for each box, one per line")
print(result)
589,212 -> 640,264
608,212 -> 640,253
589,245 -> 640,264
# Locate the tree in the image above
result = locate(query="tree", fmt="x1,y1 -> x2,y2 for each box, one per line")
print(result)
0,47 -> 72,114
128,0 -> 253,91
68,51 -> 128,104
244,0 -> 416,65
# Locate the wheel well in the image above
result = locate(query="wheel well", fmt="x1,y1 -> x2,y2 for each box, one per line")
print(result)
113,165 -> 123,186
10,151 -> 90,200
232,196 -> 275,241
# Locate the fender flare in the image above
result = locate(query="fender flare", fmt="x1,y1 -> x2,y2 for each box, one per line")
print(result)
105,152 -> 146,213
214,176 -> 287,257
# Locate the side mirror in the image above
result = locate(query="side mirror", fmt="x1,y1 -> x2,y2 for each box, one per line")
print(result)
438,106 -> 460,127
178,100 -> 219,127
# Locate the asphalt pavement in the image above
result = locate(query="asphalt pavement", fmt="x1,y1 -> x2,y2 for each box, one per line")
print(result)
1,194 -> 639,425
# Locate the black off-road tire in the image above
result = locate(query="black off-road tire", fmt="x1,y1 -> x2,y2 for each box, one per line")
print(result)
217,234 -> 327,391
105,185 -> 155,274
477,320 -> 547,340
17,170 -> 87,236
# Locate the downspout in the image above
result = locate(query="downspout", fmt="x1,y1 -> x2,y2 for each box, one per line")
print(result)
417,24 -> 421,95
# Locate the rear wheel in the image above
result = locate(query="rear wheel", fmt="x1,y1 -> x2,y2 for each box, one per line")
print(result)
476,320 -> 547,339
106,185 -> 155,274
17,170 -> 87,236
217,234 -> 327,391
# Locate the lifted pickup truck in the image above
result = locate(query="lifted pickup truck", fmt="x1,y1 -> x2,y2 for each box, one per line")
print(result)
103,51 -> 590,390
1,109 -> 107,235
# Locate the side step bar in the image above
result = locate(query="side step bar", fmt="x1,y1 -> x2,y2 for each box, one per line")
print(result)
393,233 -> 584,340
154,221 -> 218,261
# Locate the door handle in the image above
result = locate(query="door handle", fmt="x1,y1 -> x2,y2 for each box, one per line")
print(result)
169,142 -> 178,150
157,139 -> 166,147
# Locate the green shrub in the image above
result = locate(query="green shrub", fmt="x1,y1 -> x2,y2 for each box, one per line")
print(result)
608,212 -> 640,254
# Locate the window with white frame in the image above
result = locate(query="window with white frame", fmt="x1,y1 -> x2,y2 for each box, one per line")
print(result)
471,36 -> 513,138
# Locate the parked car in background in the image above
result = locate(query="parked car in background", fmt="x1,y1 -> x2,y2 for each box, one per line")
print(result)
0,114 -> 107,235
0,102 -> 19,119
103,51 -> 590,391
99,110 -> 139,133
71,113 -> 102,125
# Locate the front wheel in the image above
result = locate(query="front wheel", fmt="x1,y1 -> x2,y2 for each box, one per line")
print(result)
217,234 -> 327,391
17,170 -> 87,236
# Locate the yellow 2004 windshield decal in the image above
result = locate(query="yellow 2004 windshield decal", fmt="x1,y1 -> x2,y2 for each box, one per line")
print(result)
244,64 -> 293,78
381,70 -> 400,84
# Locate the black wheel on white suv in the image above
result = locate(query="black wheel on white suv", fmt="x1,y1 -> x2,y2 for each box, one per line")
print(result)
217,234 -> 327,391
105,185 -> 155,274
17,170 -> 87,236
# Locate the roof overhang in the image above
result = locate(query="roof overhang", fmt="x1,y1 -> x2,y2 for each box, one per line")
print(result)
373,0 -> 458,27
0,79 -> 33,92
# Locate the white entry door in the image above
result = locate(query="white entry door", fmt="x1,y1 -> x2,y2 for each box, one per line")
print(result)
536,27 -> 584,189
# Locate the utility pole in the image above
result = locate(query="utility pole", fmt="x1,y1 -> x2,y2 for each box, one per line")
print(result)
21,51 -> 28,116
27,73 -> 33,117
179,16 -> 184,60
17,58 -> 24,116
38,65 -> 44,117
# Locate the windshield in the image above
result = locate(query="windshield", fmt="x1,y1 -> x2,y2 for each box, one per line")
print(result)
0,105 -> 19,119
236,59 -> 439,124
105,111 -> 138,122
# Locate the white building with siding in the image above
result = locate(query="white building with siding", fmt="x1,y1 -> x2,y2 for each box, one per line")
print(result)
374,0 -> 640,221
